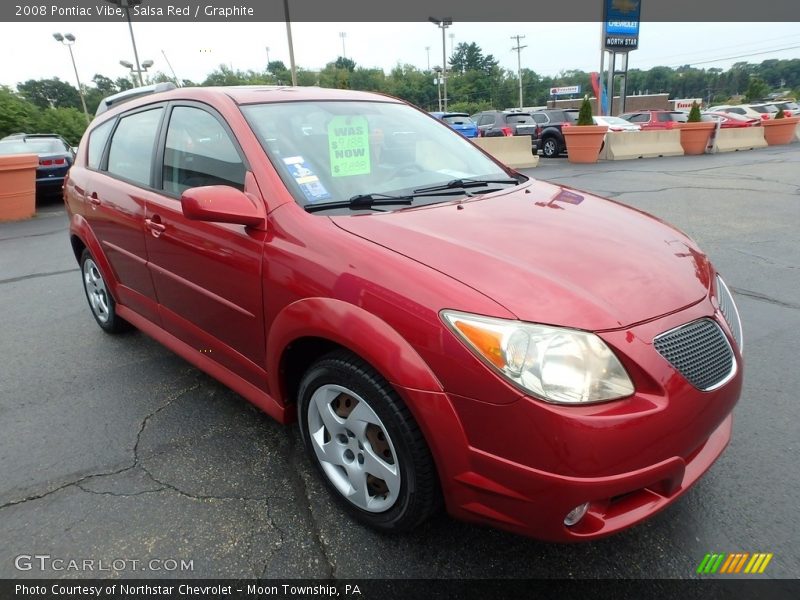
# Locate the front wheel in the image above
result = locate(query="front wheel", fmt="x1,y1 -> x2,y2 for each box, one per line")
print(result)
297,351 -> 440,532
542,137 -> 559,158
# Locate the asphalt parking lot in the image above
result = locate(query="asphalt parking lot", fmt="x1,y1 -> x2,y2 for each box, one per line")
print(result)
1,145 -> 798,581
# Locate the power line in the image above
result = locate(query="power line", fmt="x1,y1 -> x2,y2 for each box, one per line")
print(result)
667,44 -> 800,68
640,33 -> 800,65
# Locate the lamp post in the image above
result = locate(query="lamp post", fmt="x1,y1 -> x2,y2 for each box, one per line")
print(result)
433,66 -> 443,112
428,17 -> 452,111
120,59 -> 153,84
53,33 -> 90,124
424,46 -> 430,71
283,0 -> 298,86
106,0 -> 145,86
339,32 -> 347,59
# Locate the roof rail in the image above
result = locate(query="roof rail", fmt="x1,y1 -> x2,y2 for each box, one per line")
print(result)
96,82 -> 177,116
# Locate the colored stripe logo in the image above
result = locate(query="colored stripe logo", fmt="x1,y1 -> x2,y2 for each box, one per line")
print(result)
697,553 -> 773,574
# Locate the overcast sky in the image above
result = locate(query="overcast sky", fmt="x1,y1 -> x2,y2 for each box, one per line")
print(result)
1,21 -> 799,89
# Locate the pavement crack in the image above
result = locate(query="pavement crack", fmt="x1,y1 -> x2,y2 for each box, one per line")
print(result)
286,430 -> 336,579
0,228 -> 65,242
0,268 -> 79,286
0,379 -> 199,511
731,287 -> 800,311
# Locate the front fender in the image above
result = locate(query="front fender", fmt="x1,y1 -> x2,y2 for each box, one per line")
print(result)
69,213 -> 120,302
267,297 -> 443,405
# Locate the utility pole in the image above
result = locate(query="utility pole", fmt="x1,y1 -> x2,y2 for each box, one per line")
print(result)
511,35 -> 527,110
283,0 -> 297,86
428,18 -> 452,111
339,32 -> 347,59
425,46 -> 430,71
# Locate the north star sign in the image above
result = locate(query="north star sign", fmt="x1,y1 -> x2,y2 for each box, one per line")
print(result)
604,0 -> 641,51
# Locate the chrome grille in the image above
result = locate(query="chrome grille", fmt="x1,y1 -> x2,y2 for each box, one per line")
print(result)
654,318 -> 735,391
716,275 -> 743,350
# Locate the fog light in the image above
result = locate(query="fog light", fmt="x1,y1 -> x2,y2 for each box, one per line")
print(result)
564,502 -> 590,527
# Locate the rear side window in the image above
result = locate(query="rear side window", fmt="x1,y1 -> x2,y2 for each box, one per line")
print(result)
87,120 -> 114,169
106,108 -> 163,186
563,112 -> 578,123
162,106 -> 245,195
628,114 -> 649,123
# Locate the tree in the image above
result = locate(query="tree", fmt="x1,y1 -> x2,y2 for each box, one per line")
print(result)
17,78 -> 81,110
0,87 -> 40,137
745,77 -> 769,102
334,57 -> 356,72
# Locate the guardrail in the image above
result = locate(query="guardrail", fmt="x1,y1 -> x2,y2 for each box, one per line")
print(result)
599,130 -> 684,160
472,136 -> 539,169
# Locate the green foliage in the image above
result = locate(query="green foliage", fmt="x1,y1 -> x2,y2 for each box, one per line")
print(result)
36,108 -> 87,145
687,101 -> 702,122
774,107 -> 785,119
577,96 -> 593,126
745,77 -> 769,102
17,78 -> 81,110
446,100 -> 492,116
0,87 -> 40,137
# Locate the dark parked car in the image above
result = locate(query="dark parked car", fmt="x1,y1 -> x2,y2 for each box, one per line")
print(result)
64,85 -> 742,542
0,134 -> 75,194
530,109 -> 580,157
430,112 -> 479,138
471,110 -> 537,143
619,110 -> 689,130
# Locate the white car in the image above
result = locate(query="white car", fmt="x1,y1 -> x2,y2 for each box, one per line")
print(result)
708,104 -> 776,121
593,116 -> 641,131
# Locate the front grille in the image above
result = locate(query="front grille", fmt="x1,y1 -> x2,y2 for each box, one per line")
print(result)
654,319 -> 735,391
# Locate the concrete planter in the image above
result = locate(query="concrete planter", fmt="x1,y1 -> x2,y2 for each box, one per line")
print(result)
678,121 -> 716,155
563,125 -> 608,163
761,116 -> 800,146
0,154 -> 38,222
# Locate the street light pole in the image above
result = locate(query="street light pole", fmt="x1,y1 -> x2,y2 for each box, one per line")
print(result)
339,32 -> 347,59
425,46 -> 430,71
429,17 -> 452,111
53,33 -> 90,124
106,0 -> 145,86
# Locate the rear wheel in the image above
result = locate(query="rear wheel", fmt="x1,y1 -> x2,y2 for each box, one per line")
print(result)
297,350 -> 440,531
542,137 -> 559,158
80,248 -> 130,333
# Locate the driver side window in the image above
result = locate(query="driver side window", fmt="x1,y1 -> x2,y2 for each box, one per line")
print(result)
162,106 -> 245,195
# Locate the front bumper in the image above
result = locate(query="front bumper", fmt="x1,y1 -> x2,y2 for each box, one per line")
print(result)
397,303 -> 741,542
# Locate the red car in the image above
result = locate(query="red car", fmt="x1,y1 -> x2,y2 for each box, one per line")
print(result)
65,86 -> 743,542
619,110 -> 688,130
702,112 -> 760,128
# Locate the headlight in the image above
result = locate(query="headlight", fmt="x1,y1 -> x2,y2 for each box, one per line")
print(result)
441,310 -> 634,405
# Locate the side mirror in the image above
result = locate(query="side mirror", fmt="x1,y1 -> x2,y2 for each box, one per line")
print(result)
180,185 -> 265,228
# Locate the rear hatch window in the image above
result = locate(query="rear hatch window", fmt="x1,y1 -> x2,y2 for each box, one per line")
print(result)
505,114 -> 535,125
442,114 -> 474,125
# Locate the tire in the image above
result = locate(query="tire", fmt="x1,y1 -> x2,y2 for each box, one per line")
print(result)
297,350 -> 441,532
80,248 -> 130,333
542,136 -> 559,158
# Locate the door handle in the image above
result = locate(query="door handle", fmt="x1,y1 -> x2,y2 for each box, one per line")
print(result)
88,192 -> 101,207
145,217 -> 166,237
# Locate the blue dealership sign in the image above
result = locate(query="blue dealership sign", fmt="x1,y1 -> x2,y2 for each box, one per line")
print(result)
604,0 -> 641,50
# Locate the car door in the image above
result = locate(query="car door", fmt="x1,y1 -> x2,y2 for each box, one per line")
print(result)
144,102 -> 268,389
84,105 -> 165,323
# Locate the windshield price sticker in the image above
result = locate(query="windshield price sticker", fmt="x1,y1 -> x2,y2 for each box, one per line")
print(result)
328,116 -> 371,178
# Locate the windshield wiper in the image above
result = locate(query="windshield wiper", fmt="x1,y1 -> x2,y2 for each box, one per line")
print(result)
304,191 -> 465,213
413,177 -> 521,194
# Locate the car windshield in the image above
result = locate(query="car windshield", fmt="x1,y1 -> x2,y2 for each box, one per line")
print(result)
241,100 -> 512,211
0,139 -> 66,155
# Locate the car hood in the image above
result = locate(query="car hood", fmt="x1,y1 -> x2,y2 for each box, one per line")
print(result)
330,181 -> 711,330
